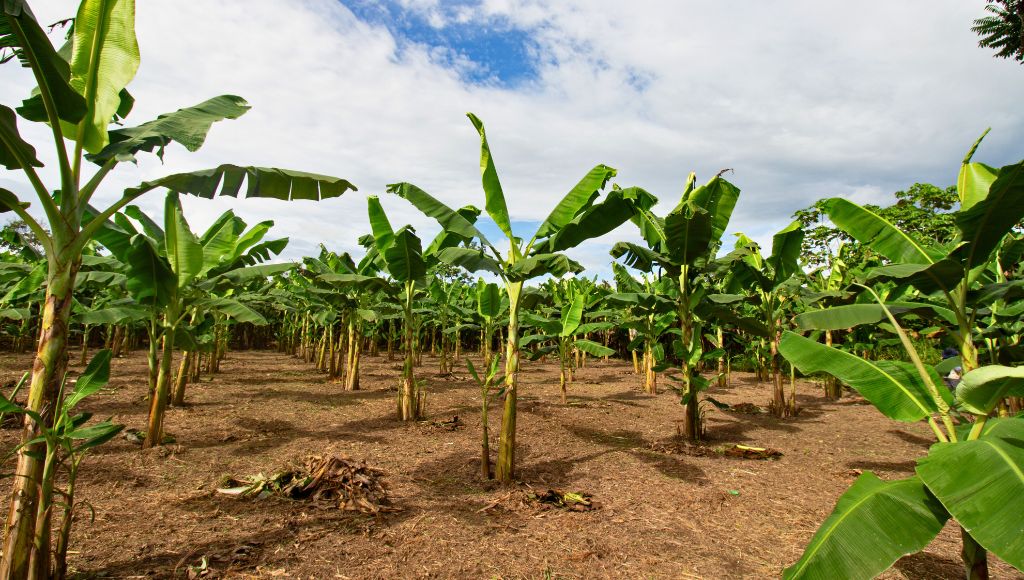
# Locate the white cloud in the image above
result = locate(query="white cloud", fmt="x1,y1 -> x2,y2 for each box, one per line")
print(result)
2,0 -> 1022,279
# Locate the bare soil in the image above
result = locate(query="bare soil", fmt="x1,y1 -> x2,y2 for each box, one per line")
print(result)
1,349 -> 1021,579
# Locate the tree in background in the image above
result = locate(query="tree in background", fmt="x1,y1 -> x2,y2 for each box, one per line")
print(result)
972,0 -> 1024,64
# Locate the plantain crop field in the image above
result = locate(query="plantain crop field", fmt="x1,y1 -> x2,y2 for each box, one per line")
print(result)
0,1 -> 1023,578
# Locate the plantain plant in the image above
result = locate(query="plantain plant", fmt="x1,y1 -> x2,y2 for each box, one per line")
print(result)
779,136 -> 1024,579
388,113 -> 649,481
612,173 -> 767,440
0,350 -> 122,579
0,1 -> 354,569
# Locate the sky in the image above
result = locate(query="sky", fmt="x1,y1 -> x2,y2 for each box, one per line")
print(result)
2,0 -> 1023,279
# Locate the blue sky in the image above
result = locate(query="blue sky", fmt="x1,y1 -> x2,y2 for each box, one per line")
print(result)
338,0 -> 539,86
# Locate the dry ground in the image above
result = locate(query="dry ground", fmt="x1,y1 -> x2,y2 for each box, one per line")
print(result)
0,349 -> 1021,579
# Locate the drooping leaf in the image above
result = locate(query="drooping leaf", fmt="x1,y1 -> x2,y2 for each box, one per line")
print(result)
0,104 -> 42,169
124,165 -> 356,201
782,472 -> 948,580
386,182 -> 489,246
574,338 -> 615,358
87,95 -> 250,163
778,331 -> 941,422
610,242 -> 669,273
66,0 -> 141,153
916,419 -> 1024,570
955,366 -> 1024,415
536,187 -> 654,253
3,2 -> 87,125
74,304 -> 146,325
506,253 -> 582,282
436,247 -> 502,275
193,297 -> 266,325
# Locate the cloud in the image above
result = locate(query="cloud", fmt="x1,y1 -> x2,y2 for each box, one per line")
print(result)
2,0 -> 1022,279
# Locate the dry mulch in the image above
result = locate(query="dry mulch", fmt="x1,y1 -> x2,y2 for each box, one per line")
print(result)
0,349 -> 1021,579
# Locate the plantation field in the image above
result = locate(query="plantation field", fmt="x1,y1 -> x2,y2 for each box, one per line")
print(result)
0,351 -> 1018,579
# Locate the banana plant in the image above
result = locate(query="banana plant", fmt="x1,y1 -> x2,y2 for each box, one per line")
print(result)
780,297 -> 1024,580
521,291 -> 614,404
104,194 -> 287,447
365,196 -> 431,420
473,279 -> 506,362
0,350 -> 123,579
466,354 -> 504,479
715,222 -> 805,416
780,136 -> 1024,578
308,246 -> 391,390
388,113 -> 650,481
612,172 -> 754,441
0,2 -> 355,571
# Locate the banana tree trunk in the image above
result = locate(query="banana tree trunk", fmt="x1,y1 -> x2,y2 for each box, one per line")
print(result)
495,282 -> 522,483
1,260 -> 78,580
398,283 -> 421,420
171,351 -> 189,406
678,270 -> 700,441
144,327 -> 175,448
79,325 -> 89,366
823,329 -> 841,399
346,320 -> 361,391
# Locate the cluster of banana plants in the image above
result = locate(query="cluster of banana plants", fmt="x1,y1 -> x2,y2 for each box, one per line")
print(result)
520,277 -> 615,404
0,0 -> 354,574
778,135 -> 1024,579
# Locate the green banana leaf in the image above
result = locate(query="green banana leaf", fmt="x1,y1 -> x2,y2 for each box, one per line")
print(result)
124,165 -> 356,201
534,165 -> 617,239
954,366 -> 1024,415
574,338 -> 615,358
382,227 -> 425,283
0,105 -> 41,169
782,472 -> 949,580
778,331 -> 945,422
822,198 -> 937,265
88,95 -> 250,162
794,302 -> 957,330
915,418 -> 1024,570
467,113 -> 513,240
65,0 -> 140,153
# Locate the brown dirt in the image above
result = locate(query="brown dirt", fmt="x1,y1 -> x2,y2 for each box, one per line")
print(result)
0,349 -> 1021,579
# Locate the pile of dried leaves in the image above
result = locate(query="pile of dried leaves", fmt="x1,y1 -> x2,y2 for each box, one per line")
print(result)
217,455 -> 398,514
527,489 -> 597,512
648,440 -> 783,460
722,444 -> 783,460
728,402 -> 763,414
